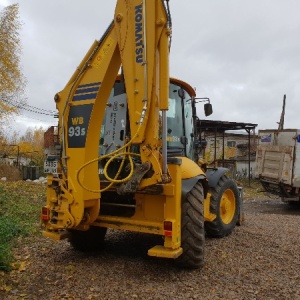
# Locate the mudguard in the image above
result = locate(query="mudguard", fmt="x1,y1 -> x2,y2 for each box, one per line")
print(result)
205,167 -> 229,188
181,175 -> 207,200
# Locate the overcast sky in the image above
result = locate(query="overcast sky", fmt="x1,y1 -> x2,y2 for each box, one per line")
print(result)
1,0 -> 300,136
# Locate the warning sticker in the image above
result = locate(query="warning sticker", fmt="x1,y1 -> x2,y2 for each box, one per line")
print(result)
92,37 -> 114,69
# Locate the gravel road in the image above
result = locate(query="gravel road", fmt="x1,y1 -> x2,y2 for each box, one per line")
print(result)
1,196 -> 300,300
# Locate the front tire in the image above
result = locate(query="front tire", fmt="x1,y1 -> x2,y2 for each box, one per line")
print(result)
176,181 -> 205,269
205,175 -> 240,238
68,226 -> 107,251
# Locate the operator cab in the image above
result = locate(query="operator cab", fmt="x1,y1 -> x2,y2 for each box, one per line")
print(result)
99,77 -> 212,162
166,78 -> 212,161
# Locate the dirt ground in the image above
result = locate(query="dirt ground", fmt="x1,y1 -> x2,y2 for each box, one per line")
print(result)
244,196 -> 300,216
242,181 -> 300,215
1,182 -> 300,300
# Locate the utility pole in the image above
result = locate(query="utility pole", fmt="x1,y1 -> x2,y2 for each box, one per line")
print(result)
278,94 -> 286,130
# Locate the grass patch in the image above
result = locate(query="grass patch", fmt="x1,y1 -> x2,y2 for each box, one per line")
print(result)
0,181 -> 46,271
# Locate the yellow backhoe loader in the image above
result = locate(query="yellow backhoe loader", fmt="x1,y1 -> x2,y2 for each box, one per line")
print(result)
42,0 -> 241,268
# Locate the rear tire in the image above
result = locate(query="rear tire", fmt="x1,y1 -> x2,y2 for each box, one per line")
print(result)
68,226 -> 107,251
205,175 -> 240,238
176,181 -> 205,269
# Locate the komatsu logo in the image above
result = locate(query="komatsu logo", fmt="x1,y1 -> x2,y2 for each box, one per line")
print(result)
135,4 -> 143,64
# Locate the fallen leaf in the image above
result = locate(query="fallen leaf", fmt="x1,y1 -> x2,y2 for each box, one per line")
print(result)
18,261 -> 27,272
65,265 -> 75,271
19,293 -> 27,297
0,285 -> 12,292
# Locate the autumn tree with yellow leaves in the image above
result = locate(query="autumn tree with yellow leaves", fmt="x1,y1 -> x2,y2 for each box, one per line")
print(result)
0,126 -> 45,168
0,4 -> 26,124
7,127 -> 46,166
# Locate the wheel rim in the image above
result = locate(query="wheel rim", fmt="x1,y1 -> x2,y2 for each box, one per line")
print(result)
220,189 -> 236,224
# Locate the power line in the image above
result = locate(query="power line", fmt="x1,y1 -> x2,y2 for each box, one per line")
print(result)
19,115 -> 57,124
22,103 -> 56,114
1,96 -> 57,116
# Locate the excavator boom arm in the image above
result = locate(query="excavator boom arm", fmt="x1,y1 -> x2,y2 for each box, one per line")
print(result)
50,0 -> 170,229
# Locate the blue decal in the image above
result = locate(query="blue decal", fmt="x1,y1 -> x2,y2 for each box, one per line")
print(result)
135,4 -> 143,64
73,82 -> 101,102
297,135 -> 300,143
73,93 -> 98,101
75,87 -> 99,95
78,82 -> 101,88
261,134 -> 272,143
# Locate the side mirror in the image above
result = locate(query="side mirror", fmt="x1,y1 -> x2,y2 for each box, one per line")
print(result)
204,103 -> 213,116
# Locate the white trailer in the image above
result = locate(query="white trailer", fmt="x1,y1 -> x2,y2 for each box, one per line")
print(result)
255,129 -> 300,203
